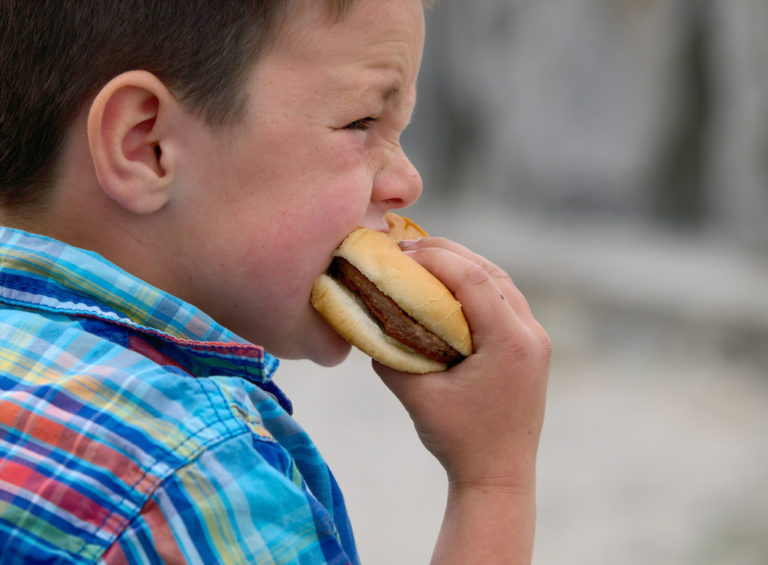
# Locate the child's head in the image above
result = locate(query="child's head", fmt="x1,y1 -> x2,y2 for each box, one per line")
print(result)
0,1 -> 358,209
1,0 -> 428,365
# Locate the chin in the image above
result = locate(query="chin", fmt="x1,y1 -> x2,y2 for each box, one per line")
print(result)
306,330 -> 353,367
311,345 -> 352,367
269,315 -> 352,367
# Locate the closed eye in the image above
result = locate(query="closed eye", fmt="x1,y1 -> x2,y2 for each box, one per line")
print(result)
343,117 -> 377,131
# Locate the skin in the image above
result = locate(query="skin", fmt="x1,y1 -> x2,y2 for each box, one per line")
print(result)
150,1 -> 428,366
380,238 -> 550,564
8,0 -> 551,562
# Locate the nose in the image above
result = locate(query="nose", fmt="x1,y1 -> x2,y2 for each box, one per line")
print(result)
370,144 -> 423,211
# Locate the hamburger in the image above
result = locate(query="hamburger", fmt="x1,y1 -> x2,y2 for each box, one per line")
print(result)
311,214 -> 473,373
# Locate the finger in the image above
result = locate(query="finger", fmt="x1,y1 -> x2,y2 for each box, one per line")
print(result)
402,246 -> 527,349
401,237 -> 525,309
401,239 -> 534,324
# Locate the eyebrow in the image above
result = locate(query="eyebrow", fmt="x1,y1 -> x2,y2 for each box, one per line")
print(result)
378,81 -> 417,127
348,78 -> 415,124
357,79 -> 402,104
379,83 -> 401,102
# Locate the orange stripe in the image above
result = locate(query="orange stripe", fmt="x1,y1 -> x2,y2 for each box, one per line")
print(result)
1,401 -> 160,512
0,400 -> 22,428
138,496 -> 187,562
2,459 -> 112,527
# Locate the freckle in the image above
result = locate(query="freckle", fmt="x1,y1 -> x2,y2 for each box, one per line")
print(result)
500,294 -> 506,301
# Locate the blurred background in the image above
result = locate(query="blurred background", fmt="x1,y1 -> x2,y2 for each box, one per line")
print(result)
280,1 -> 768,563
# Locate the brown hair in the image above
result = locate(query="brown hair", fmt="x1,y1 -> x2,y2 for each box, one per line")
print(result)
0,0 -> 365,209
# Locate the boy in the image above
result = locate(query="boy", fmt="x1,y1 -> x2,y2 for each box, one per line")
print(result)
0,0 -> 550,563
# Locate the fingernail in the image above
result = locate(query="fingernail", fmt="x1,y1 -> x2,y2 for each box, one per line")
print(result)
398,239 -> 420,248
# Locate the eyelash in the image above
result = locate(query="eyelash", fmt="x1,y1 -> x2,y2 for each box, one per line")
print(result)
343,117 -> 377,131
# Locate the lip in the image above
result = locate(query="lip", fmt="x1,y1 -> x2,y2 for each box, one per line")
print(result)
357,218 -> 390,234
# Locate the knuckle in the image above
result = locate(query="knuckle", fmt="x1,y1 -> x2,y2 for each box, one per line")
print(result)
503,334 -> 534,360
536,325 -> 553,358
501,324 -> 552,362
465,262 -> 492,287
487,263 -> 512,284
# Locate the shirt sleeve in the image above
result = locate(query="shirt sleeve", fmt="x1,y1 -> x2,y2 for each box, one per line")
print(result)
100,430 -> 355,565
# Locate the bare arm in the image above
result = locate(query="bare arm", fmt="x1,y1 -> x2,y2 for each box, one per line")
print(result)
431,481 -> 536,564
375,237 -> 550,565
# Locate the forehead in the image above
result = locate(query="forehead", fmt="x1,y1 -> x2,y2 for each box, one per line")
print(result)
272,0 -> 425,90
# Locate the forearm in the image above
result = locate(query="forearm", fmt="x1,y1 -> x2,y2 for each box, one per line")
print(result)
430,480 -> 537,565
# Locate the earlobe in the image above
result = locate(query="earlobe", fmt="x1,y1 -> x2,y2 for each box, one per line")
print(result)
87,71 -> 177,214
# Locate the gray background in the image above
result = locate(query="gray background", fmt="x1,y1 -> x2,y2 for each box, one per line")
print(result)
280,1 -> 768,563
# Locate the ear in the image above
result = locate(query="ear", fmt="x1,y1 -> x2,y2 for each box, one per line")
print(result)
87,71 -> 178,214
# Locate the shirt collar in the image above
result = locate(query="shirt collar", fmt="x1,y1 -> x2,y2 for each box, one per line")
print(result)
0,227 -> 281,387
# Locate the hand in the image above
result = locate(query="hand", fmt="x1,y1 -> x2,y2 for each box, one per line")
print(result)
374,237 -> 551,491
374,237 -> 550,564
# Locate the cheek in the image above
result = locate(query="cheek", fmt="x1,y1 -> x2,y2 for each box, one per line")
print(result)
278,146 -> 373,236
220,128 -> 373,283
334,135 -> 370,169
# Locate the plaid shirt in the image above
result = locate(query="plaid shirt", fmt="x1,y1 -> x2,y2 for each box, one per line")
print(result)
0,227 -> 359,564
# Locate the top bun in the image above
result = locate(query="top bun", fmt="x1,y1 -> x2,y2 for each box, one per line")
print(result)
335,224 -> 473,358
385,212 -> 429,242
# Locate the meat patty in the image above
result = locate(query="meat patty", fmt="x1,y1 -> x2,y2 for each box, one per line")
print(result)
329,257 -> 464,366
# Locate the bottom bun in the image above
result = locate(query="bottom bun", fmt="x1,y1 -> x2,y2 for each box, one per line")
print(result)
311,273 -> 447,373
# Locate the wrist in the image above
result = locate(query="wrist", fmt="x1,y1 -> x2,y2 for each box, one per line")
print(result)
433,475 -> 537,565
446,474 -> 536,508
444,450 -> 538,496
